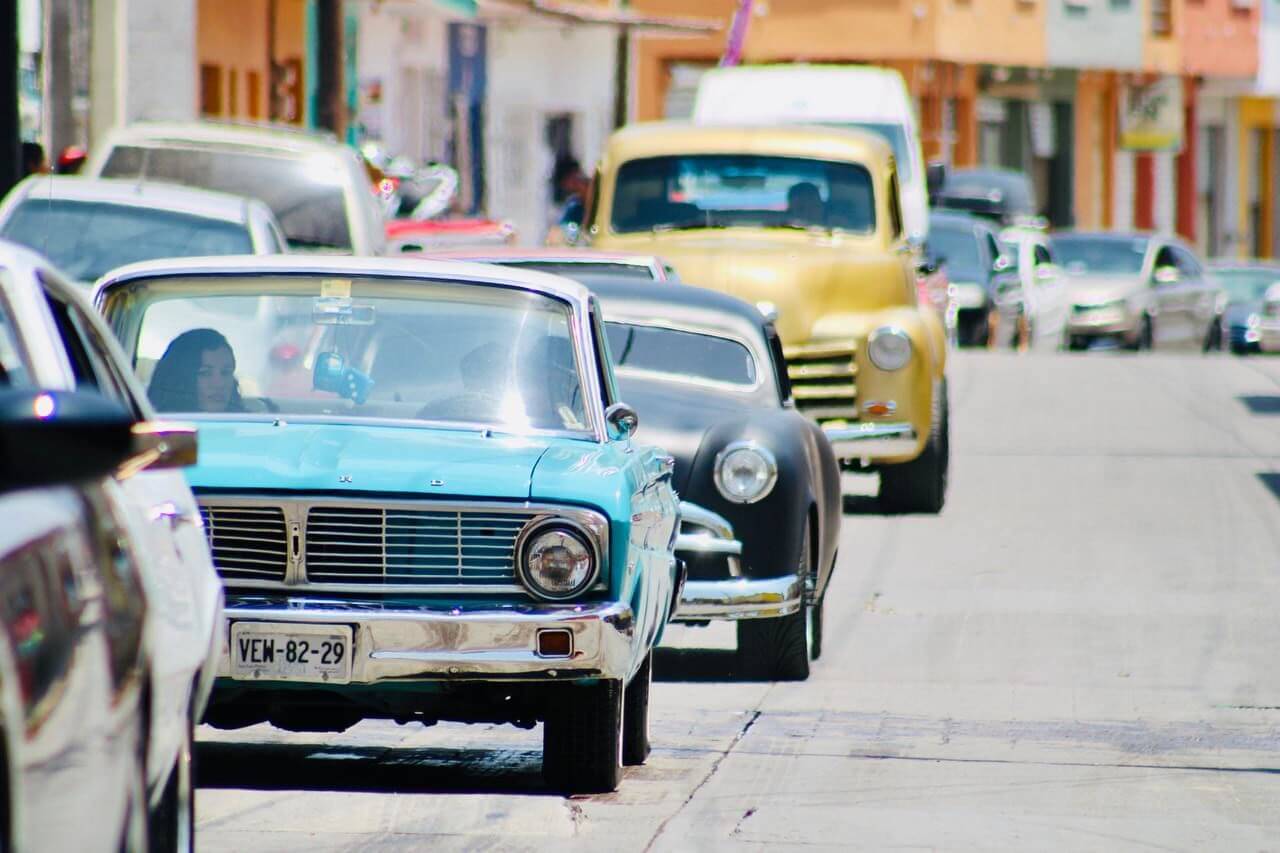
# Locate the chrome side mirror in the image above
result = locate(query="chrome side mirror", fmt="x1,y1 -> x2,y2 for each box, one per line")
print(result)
605,402 -> 639,441
1154,265 -> 1180,286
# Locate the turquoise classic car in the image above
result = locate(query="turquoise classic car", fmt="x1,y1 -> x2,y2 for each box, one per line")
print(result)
94,256 -> 682,794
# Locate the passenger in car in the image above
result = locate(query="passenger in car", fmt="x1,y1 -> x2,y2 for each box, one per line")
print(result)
149,327 -> 245,413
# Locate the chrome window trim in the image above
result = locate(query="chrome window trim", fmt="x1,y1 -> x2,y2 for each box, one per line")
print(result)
603,317 -> 772,396
197,495 -> 610,596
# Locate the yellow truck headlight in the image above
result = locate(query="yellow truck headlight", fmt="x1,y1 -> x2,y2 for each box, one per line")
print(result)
867,326 -> 912,371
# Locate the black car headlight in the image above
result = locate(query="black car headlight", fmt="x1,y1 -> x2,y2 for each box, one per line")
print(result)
516,519 -> 599,600
714,441 -> 778,504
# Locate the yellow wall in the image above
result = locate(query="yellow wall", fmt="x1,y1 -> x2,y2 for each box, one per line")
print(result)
1238,97 -> 1275,258
1142,0 -> 1182,73
932,0 -> 1045,68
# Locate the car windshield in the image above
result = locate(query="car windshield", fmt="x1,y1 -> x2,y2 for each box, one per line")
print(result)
1052,235 -> 1148,275
501,261 -> 656,281
99,145 -> 352,251
1212,268 -> 1280,303
926,221 -> 984,282
824,122 -> 912,180
611,154 -> 876,234
938,170 -> 1036,217
0,199 -> 253,281
104,276 -> 591,436
604,322 -> 757,387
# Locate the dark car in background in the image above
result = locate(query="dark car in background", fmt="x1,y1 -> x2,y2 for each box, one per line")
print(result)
927,210 -> 1018,347
1208,260 -> 1280,354
582,277 -> 842,680
932,167 -> 1040,227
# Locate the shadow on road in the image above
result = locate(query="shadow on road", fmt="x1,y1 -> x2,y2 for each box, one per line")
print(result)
653,647 -> 745,683
1240,395 -> 1280,415
195,740 -> 551,796
1259,473 -> 1280,503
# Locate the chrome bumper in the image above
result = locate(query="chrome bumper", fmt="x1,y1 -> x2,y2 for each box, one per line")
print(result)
672,501 -> 801,621
822,421 -> 918,458
673,574 -> 803,621
214,597 -> 638,683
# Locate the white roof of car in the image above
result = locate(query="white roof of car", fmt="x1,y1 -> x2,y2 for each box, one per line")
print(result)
6,176 -> 260,224
97,121 -> 346,157
694,64 -> 912,124
93,254 -> 595,307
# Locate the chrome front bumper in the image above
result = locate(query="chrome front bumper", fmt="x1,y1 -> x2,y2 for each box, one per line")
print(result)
214,597 -> 638,684
672,501 -> 802,621
822,421 -> 918,458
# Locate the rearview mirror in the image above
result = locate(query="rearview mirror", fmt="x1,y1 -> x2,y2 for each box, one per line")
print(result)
605,402 -> 639,441
124,421 -> 198,475
0,389 -> 135,493
992,254 -> 1014,274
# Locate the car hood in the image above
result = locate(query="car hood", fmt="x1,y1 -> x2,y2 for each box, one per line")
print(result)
616,375 -> 754,495
1065,274 -> 1142,306
185,419 -> 560,499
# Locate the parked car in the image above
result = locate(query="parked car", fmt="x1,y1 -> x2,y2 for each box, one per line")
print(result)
587,122 -> 951,513
3,240 -> 222,851
926,210 -> 1016,347
933,167 -> 1040,227
428,248 -> 680,282
997,225 -> 1071,351
570,277 -> 841,678
95,255 -> 682,795
1207,260 -> 1280,354
0,175 -> 286,285
692,64 -> 931,243
1053,232 -> 1226,351
1261,283 -> 1280,352
84,121 -> 387,255
385,216 -> 517,254
0,386 -> 150,853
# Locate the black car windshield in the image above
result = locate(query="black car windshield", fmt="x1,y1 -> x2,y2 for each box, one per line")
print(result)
611,155 -> 875,234
605,322 -> 757,387
1212,268 -> 1280,303
926,221 -> 984,282
105,276 -> 591,436
0,199 -> 253,281
1052,235 -> 1148,275
100,145 -> 352,251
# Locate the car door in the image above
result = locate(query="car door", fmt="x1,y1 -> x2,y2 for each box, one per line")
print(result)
1030,240 -> 1068,347
1170,244 -> 1216,346
37,279 -> 218,789
1149,242 -> 1191,347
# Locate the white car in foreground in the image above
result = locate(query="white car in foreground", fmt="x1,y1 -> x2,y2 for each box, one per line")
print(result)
1000,226 -> 1070,351
0,241 -> 222,851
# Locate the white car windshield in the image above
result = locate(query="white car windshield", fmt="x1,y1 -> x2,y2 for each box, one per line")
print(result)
103,276 -> 592,436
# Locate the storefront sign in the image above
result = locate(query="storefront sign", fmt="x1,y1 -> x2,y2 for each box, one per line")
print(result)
1120,78 -> 1184,152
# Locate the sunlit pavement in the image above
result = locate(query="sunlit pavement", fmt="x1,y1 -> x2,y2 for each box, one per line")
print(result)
194,350 -> 1280,852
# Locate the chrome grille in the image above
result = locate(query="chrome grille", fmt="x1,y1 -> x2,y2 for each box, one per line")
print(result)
198,505 -> 288,583
785,339 -> 858,422
305,506 -> 532,585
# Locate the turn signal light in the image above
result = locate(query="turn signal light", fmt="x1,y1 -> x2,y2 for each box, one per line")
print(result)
536,629 -> 573,658
862,400 -> 897,417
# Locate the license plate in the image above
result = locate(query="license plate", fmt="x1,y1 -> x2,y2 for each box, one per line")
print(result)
230,622 -> 353,684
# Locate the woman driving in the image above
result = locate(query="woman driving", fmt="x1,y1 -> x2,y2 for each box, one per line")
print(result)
148,328 -> 245,413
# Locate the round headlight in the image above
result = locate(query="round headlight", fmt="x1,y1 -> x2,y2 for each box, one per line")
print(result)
867,326 -> 912,371
517,521 -> 597,600
714,441 -> 778,504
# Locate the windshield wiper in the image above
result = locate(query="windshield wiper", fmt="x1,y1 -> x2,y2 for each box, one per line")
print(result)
652,218 -> 727,233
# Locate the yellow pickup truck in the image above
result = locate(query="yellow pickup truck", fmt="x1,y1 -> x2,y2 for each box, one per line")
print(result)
586,122 -> 949,512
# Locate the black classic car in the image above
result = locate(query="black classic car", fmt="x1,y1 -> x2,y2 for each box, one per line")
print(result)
581,277 -> 842,681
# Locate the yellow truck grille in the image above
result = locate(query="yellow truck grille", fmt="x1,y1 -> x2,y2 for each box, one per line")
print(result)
784,339 -> 857,422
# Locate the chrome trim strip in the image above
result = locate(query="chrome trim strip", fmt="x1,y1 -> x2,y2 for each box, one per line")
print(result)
676,501 -> 742,577
672,573 -> 803,621
822,421 -> 918,459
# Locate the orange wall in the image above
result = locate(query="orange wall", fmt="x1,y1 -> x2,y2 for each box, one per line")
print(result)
931,0 -> 1045,68
197,0 -> 308,123
1180,0 -> 1257,78
1142,0 -> 1182,73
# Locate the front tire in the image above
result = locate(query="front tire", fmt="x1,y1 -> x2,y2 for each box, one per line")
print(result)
543,680 -> 624,794
1128,315 -> 1153,351
879,380 -> 949,514
148,714 -> 194,853
622,652 -> 652,766
737,518 -> 813,681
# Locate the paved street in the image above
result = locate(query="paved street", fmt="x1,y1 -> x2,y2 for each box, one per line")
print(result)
194,350 -> 1280,852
